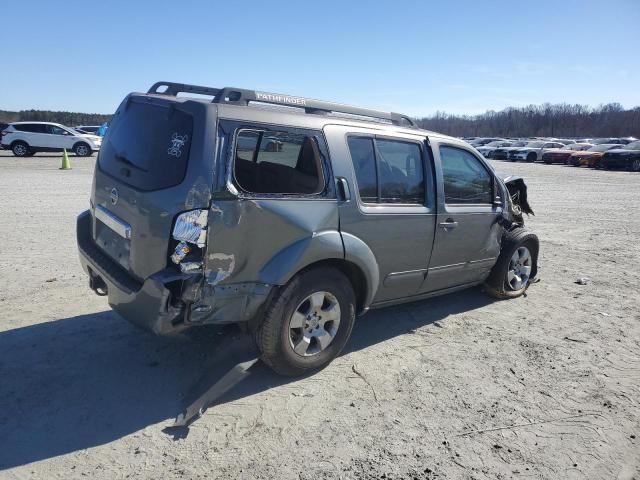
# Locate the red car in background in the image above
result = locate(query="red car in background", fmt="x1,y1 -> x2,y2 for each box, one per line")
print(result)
542,143 -> 593,164
567,144 -> 623,167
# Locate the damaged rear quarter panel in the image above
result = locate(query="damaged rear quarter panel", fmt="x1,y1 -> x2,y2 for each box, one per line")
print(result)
204,198 -> 342,288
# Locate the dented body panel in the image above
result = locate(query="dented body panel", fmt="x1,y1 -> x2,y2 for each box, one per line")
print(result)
78,84 -> 536,336
204,199 -> 341,287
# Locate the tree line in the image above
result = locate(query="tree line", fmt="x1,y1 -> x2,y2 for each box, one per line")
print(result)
0,109 -> 112,126
415,103 -> 640,138
2,103 -> 639,138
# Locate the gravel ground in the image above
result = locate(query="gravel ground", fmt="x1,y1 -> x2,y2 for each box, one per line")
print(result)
0,150 -> 638,480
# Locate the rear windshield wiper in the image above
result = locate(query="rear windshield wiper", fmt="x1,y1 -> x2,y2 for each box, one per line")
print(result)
114,153 -> 148,173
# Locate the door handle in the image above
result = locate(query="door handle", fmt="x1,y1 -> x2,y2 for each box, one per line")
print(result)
439,219 -> 458,229
336,177 -> 351,201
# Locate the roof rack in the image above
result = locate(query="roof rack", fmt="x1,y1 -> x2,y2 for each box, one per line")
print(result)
147,81 -> 417,128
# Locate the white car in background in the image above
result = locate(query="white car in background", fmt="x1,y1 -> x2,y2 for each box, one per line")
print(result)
475,140 -> 515,158
468,137 -> 506,147
0,122 -> 102,157
508,140 -> 567,162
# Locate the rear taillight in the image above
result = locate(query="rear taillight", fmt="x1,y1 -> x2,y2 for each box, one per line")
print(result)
170,209 -> 208,273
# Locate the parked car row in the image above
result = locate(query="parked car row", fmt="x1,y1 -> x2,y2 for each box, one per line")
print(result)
0,121 -> 103,156
465,136 -> 640,171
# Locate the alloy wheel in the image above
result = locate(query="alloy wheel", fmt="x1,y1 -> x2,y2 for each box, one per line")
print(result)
13,144 -> 27,156
288,291 -> 341,357
507,246 -> 532,290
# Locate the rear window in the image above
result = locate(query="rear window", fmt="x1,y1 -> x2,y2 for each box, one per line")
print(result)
98,101 -> 193,191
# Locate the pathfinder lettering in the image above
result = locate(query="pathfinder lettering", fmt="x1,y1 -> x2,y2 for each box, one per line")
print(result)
256,92 -> 306,106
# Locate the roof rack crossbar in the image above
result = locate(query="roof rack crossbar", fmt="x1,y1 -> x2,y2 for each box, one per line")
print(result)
148,81 -> 221,97
148,81 -> 417,128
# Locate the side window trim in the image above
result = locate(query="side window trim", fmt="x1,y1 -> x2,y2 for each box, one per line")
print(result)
346,133 -> 428,207
439,143 -> 495,207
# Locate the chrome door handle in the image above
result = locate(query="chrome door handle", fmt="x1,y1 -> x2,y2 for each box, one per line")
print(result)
439,219 -> 458,229
336,177 -> 350,201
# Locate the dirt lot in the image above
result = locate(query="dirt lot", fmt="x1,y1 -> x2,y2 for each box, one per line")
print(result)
0,150 -> 638,480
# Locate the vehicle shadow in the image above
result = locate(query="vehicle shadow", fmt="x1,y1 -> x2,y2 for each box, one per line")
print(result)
0,288 -> 492,470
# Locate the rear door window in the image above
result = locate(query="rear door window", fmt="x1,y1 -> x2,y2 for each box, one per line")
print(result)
376,139 -> 424,203
98,100 -> 193,191
347,136 -> 425,204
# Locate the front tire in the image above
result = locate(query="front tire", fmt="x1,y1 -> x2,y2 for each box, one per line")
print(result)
485,228 -> 539,299
630,158 -> 640,172
526,152 -> 537,163
256,267 -> 356,377
73,143 -> 92,157
12,141 -> 29,157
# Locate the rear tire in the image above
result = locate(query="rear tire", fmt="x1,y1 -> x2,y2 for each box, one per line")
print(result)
12,141 -> 29,157
73,142 -> 92,157
256,267 -> 356,377
485,228 -> 539,299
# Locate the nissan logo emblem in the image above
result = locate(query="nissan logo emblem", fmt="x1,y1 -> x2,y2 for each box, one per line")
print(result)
110,188 -> 119,206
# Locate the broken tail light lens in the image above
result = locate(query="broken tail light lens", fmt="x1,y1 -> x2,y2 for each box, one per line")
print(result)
170,209 -> 208,272
172,209 -> 208,247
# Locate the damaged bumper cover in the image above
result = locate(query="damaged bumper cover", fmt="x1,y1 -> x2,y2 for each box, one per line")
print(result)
77,210 -> 272,334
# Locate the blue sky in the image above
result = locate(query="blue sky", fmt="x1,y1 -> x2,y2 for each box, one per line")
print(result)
1,0 -> 639,116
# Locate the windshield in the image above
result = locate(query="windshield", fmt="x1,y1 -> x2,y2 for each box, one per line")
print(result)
591,138 -> 620,145
588,144 -> 617,152
624,140 -> 640,150
563,143 -> 587,150
524,141 -> 545,148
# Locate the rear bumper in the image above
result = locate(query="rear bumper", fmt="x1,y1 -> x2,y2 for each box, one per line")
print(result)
77,210 -> 273,334
76,210 -> 188,334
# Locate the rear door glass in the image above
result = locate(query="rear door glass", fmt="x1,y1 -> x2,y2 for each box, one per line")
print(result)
376,139 -> 424,203
98,101 -> 193,191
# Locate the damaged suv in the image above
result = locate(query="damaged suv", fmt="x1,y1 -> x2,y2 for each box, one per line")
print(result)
77,82 -> 539,376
